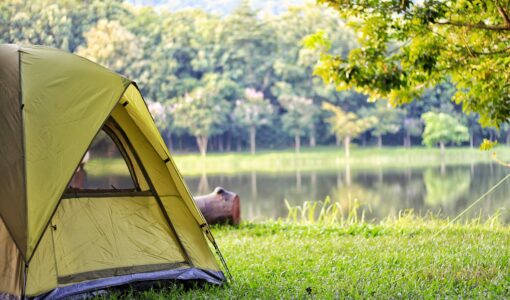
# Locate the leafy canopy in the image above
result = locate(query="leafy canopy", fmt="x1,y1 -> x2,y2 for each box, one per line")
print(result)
359,101 -> 405,137
233,88 -> 274,128
279,95 -> 320,137
313,0 -> 510,127
171,75 -> 232,138
421,112 -> 469,147
322,102 -> 377,139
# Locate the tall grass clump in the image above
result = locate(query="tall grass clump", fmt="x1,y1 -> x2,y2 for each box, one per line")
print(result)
284,196 -> 369,225
284,195 -> 507,230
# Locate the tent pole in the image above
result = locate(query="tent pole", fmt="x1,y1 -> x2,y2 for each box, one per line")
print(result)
203,225 -> 233,283
21,262 -> 27,299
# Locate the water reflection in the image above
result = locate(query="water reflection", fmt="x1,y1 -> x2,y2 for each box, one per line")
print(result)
184,163 -> 510,222
83,162 -> 510,222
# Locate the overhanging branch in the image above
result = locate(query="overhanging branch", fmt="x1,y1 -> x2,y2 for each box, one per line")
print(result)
433,20 -> 510,31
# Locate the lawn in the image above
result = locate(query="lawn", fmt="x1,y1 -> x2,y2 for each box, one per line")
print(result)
111,217 -> 510,299
85,146 -> 510,177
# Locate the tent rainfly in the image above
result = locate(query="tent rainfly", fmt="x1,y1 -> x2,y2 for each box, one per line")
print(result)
0,44 -> 228,299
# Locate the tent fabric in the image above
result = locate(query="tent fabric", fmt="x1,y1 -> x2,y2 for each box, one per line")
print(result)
33,268 -> 224,300
119,85 -> 209,231
0,44 -> 26,259
0,44 -> 225,299
21,46 -> 131,259
0,218 -> 22,298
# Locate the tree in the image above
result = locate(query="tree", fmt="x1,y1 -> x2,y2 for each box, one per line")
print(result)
216,1 -> 277,92
402,117 -> 422,148
322,102 -> 376,157
313,0 -> 510,127
171,79 -> 231,157
359,101 -> 405,147
233,88 -> 274,154
279,95 -> 320,153
147,100 -> 180,150
77,19 -> 146,81
421,112 -> 469,157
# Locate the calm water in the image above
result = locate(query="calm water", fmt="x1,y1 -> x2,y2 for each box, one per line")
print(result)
184,163 -> 510,222
85,163 -> 510,222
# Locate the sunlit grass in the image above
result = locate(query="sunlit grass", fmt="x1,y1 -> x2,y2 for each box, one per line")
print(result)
103,203 -> 510,299
104,215 -> 510,299
85,146 -> 510,176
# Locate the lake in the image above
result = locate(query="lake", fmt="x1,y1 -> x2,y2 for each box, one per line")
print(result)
184,163 -> 510,222
81,160 -> 510,223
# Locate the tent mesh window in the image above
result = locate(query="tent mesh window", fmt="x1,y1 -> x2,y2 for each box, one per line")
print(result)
65,127 -> 142,194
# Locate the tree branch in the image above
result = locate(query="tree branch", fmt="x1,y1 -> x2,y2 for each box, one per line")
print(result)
497,4 -> 510,26
470,46 -> 510,55
433,20 -> 510,31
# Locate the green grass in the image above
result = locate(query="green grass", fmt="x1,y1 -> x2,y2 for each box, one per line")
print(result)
86,146 -> 510,176
107,217 -> 510,299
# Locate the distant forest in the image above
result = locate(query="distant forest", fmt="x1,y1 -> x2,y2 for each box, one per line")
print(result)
128,0 -> 306,15
1,0 -> 506,153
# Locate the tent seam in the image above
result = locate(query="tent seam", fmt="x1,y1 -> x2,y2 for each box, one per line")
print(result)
18,45 -> 29,300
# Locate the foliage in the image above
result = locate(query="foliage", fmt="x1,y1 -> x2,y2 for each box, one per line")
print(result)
279,95 -> 320,152
313,0 -> 510,128
360,101 -> 405,147
421,112 -> 470,148
77,19 -> 146,80
2,0 -> 504,152
171,76 -> 232,156
322,102 -> 376,157
480,139 -> 499,151
322,103 -> 376,141
233,89 -> 273,128
423,168 -> 471,206
233,89 -> 274,154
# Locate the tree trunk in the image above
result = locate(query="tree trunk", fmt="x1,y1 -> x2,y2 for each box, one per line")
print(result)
439,140 -> 445,159
336,135 -> 341,146
218,134 -> 224,152
309,127 -> 316,147
344,136 -> 351,158
194,187 -> 241,225
164,130 -> 173,152
296,169 -> 302,192
470,133 -> 474,149
251,171 -> 257,199
226,130 -> 232,152
295,134 -> 301,153
236,136 -> 242,152
196,135 -> 208,157
404,132 -> 411,148
377,135 -> 382,148
506,129 -> 510,145
345,163 -> 351,186
249,126 -> 256,155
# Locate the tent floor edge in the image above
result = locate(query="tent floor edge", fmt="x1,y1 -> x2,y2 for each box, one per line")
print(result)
29,267 -> 226,300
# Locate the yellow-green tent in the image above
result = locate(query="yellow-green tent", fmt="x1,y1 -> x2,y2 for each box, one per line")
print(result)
0,44 -> 227,299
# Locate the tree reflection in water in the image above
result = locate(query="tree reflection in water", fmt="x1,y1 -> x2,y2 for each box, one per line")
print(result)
158,162 -> 510,223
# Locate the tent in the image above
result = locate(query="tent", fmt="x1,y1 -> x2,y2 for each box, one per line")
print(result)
0,44 -> 228,299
